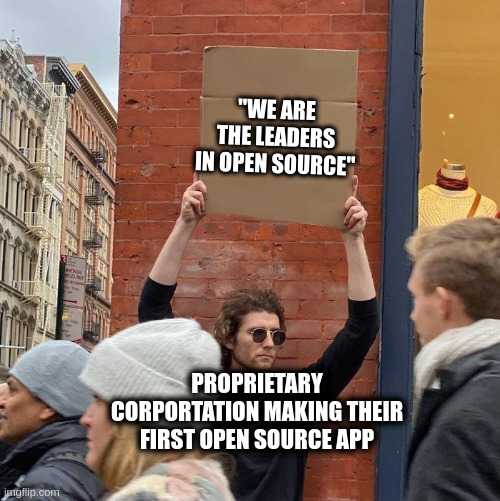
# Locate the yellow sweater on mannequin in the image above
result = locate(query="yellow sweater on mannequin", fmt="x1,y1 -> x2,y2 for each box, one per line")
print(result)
418,185 -> 498,227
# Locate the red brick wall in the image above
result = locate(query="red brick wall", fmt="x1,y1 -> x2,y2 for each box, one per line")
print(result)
115,1 -> 388,499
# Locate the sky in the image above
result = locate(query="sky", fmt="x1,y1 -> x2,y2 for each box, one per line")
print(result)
0,0 -> 121,109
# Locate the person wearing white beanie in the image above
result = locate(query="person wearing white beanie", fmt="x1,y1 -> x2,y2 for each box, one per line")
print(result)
79,317 -> 234,501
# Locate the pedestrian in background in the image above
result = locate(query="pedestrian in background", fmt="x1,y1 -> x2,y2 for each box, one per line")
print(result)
0,341 -> 102,500
405,218 -> 500,500
0,375 -> 9,463
79,317 -> 234,501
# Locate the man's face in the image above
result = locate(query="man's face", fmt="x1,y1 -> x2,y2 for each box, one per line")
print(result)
80,397 -> 114,472
408,266 -> 447,345
0,377 -> 55,444
228,311 -> 283,369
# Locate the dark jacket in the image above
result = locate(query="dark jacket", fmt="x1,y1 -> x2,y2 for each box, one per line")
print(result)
139,278 -> 379,501
406,342 -> 500,500
0,441 -> 10,463
0,418 -> 103,501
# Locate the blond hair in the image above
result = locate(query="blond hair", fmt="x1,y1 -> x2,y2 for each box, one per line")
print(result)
406,217 -> 500,320
96,424 -> 203,492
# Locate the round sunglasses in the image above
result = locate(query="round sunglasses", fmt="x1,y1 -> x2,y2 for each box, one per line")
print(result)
247,327 -> 287,346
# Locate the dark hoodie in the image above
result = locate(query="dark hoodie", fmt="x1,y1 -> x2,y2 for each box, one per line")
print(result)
0,418 -> 103,501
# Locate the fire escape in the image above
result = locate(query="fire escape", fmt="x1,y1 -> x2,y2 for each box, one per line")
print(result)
19,82 -> 66,345
83,150 -> 105,342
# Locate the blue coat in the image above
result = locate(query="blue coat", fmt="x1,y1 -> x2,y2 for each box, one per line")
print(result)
0,418 -> 103,500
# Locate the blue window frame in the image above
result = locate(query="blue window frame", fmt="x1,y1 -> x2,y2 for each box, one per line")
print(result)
376,1 -> 424,500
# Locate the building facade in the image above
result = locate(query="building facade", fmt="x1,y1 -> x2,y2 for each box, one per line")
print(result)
0,39 -> 67,366
65,64 -> 116,342
26,58 -> 117,343
0,42 -> 116,367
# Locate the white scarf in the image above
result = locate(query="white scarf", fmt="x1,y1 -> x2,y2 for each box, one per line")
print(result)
413,319 -> 500,419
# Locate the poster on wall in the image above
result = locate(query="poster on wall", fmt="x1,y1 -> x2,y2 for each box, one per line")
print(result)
60,255 -> 86,343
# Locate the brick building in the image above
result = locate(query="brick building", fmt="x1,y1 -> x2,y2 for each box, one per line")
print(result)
65,64 -> 117,342
115,1 -> 386,499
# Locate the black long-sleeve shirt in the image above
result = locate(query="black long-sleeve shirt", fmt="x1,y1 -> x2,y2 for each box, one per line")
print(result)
138,277 -> 379,501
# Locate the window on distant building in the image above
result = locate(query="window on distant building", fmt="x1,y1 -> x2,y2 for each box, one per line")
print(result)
8,104 -> 16,143
12,243 -> 17,287
0,95 -> 5,135
0,236 -> 7,282
4,170 -> 11,210
15,176 -> 23,219
23,185 -> 30,224
34,131 -> 43,162
0,308 -> 4,351
18,116 -> 24,148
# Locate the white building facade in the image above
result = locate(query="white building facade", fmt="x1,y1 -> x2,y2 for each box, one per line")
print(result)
0,39 -> 66,366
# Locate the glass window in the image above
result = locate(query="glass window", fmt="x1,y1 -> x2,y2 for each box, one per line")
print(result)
419,1 -> 500,228
4,171 -> 11,210
0,97 -> 5,134
18,117 -> 24,147
0,239 -> 6,282
8,107 -> 14,142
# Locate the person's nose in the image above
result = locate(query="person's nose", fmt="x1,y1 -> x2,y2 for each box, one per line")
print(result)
80,403 -> 94,428
261,331 -> 276,348
0,384 -> 9,409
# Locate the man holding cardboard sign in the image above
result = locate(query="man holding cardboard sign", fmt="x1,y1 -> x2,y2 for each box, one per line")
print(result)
138,174 -> 379,500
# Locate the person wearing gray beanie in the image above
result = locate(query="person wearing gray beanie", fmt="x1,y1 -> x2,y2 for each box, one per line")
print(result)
0,341 -> 103,500
10,340 -> 92,417
79,317 -> 234,501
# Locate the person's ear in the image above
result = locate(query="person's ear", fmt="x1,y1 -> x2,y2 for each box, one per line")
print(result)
223,338 -> 235,351
435,286 -> 454,320
39,405 -> 57,422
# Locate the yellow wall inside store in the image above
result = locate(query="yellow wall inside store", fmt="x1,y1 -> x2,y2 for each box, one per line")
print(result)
420,0 -> 500,207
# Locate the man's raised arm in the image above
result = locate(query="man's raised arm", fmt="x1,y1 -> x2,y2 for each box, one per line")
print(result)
311,175 -> 379,399
138,178 -> 206,322
342,175 -> 376,301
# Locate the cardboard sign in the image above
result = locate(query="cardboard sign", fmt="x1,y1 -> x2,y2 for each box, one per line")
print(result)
199,46 -> 358,228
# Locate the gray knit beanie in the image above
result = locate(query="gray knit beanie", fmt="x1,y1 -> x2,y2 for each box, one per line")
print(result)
80,318 -> 221,400
10,340 -> 92,417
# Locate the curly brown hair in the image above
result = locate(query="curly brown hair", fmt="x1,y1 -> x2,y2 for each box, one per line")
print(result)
213,288 -> 286,369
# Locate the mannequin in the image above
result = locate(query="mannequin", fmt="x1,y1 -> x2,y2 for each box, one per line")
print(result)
419,160 -> 498,227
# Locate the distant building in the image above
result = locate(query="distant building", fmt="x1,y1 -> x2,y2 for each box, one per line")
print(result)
0,39 -> 116,367
65,64 -> 116,341
0,38 -> 68,365
27,58 -> 117,343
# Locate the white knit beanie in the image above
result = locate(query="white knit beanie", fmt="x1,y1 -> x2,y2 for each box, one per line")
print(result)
80,318 -> 221,400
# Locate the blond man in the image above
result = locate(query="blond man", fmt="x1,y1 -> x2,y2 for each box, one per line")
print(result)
405,217 -> 500,500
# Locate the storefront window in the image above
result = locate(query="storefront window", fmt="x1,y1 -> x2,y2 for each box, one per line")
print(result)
419,1 -> 500,227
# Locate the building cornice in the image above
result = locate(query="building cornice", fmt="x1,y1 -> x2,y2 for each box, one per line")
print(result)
46,57 -> 80,95
69,64 -> 117,135
0,40 -> 50,111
